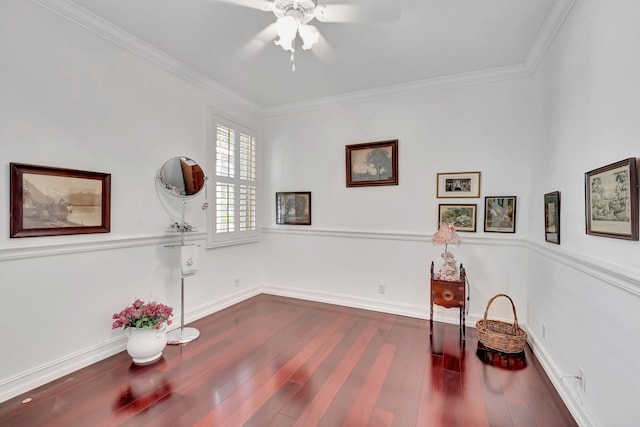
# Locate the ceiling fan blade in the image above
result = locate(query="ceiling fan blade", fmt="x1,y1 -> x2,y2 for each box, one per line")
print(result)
239,23 -> 277,57
314,2 -> 401,23
309,32 -> 334,61
213,0 -> 273,12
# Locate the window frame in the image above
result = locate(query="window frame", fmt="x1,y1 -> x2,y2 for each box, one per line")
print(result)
206,113 -> 259,248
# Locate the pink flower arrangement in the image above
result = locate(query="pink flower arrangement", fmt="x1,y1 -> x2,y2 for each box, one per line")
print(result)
111,299 -> 173,330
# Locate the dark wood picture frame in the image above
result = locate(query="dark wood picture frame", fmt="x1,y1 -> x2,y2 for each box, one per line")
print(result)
346,140 -> 398,187
585,158 -> 638,240
10,163 -> 111,238
276,192 -> 311,225
484,196 -> 517,233
436,171 -> 481,198
438,204 -> 477,232
544,191 -> 561,244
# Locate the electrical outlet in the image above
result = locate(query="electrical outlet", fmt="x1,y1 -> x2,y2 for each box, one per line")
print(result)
542,324 -> 546,339
378,284 -> 386,295
234,278 -> 240,287
578,367 -> 585,392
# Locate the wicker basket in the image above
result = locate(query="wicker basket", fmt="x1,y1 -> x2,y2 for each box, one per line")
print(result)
476,294 -> 528,354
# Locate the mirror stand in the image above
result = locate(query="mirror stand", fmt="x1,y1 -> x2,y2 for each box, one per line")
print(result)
166,275 -> 200,344
167,201 -> 200,345
157,156 -> 207,346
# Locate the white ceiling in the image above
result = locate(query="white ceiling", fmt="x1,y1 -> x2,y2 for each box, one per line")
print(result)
64,0 -> 563,110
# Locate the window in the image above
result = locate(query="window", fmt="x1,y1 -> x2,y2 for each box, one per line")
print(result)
207,115 -> 258,247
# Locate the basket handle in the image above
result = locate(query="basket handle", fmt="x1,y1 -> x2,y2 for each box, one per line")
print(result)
483,293 -> 519,328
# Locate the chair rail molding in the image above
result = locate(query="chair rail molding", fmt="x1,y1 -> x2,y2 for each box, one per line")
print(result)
527,241 -> 640,297
0,232 -> 205,262
261,226 -> 526,247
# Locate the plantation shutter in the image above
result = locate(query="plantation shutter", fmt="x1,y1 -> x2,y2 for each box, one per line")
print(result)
208,116 -> 258,247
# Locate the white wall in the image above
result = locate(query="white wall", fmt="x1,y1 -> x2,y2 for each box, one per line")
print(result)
526,0 -> 640,425
262,78 -> 540,325
262,2 -> 640,425
3,1 -> 639,426
0,0 -> 263,401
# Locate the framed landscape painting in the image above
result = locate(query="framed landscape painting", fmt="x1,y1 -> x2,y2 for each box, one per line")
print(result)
484,196 -> 517,233
10,163 -> 111,238
585,158 -> 638,240
276,192 -> 311,225
437,171 -> 481,198
544,191 -> 561,244
438,204 -> 477,232
346,140 -> 398,187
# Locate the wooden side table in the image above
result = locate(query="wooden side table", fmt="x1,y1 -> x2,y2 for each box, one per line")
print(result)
430,261 -> 467,342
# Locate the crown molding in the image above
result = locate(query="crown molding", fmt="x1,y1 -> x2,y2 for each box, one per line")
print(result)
29,0 -> 262,116
263,0 -> 577,117
30,0 -> 575,118
525,0 -> 577,71
262,63 -> 533,117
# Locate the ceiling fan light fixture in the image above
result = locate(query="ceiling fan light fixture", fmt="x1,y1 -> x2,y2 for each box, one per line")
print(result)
274,15 -> 300,51
272,0 -> 320,60
272,0 -> 317,23
298,23 -> 319,50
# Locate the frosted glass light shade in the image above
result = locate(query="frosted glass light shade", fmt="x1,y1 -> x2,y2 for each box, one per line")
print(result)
298,24 -> 319,50
274,16 -> 299,51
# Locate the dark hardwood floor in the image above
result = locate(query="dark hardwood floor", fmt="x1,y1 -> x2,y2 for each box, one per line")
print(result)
0,294 -> 576,426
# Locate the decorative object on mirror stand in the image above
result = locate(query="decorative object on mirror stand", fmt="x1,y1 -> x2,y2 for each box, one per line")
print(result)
157,156 -> 208,345
432,222 -> 462,281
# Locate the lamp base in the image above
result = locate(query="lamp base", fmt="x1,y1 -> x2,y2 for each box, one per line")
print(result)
167,327 -> 200,345
438,250 -> 460,281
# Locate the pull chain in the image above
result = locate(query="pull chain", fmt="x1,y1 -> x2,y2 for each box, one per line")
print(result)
291,38 -> 296,72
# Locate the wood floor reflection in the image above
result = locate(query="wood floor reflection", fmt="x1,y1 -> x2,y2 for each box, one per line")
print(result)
0,294 -> 576,426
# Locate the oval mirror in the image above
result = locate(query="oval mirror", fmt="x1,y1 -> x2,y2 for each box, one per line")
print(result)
158,157 -> 206,199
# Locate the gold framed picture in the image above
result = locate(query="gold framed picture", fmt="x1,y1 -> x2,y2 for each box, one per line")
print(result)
436,171 -> 481,198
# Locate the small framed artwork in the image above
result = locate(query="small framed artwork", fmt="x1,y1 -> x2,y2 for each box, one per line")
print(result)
10,163 -> 111,238
585,158 -> 638,240
438,204 -> 477,232
346,139 -> 398,187
484,196 -> 517,233
276,192 -> 311,225
544,191 -> 561,244
436,171 -> 481,198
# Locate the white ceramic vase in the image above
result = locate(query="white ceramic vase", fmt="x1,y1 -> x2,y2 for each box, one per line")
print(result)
126,325 -> 168,365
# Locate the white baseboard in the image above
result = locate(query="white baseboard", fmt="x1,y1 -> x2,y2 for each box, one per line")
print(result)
0,287 -> 260,404
261,285 -> 485,328
264,285 -> 598,426
0,283 -> 596,427
0,337 -> 126,403
179,287 -> 262,326
525,328 -> 598,427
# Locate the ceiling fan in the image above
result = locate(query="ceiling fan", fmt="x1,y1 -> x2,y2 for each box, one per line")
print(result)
217,0 -> 396,70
